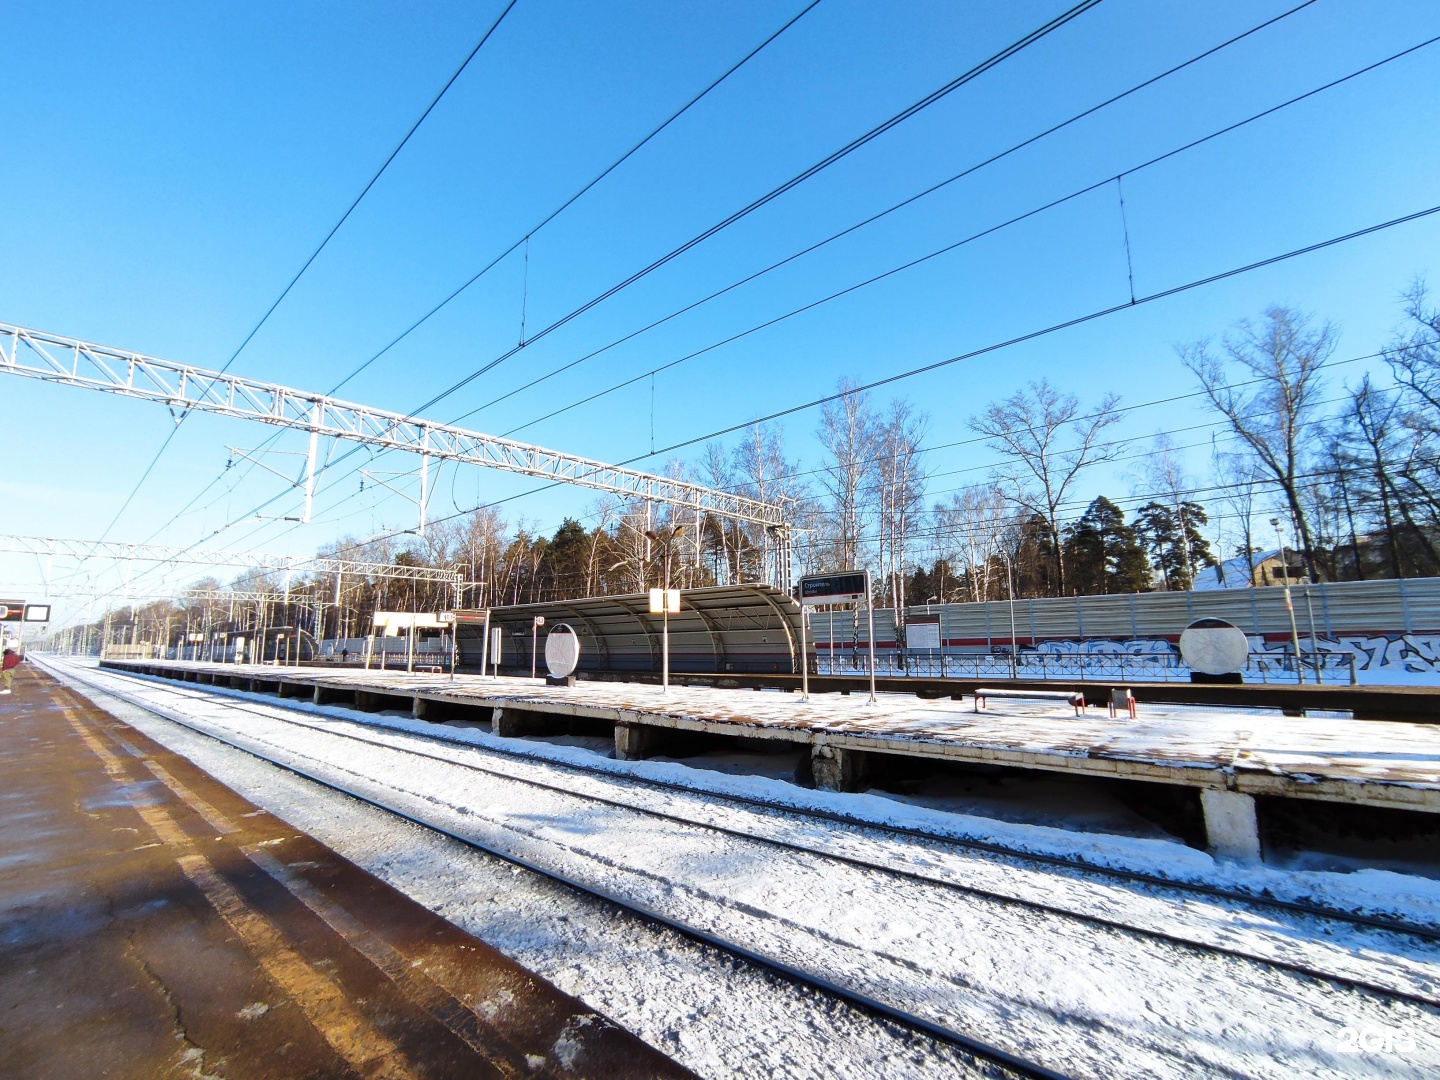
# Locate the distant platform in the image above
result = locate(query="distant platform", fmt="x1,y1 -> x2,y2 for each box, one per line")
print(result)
1,662 -> 692,1079
99,658 -> 1440,863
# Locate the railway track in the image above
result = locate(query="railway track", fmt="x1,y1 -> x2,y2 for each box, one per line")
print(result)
45,658 -> 1440,1078
87,660 -> 1440,943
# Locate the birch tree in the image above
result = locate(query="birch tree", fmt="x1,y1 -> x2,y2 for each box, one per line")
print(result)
1181,307 -> 1332,582
968,379 -> 1123,595
815,379 -> 878,572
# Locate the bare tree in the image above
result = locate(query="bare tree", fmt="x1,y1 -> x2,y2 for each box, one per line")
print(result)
731,423 -> 806,583
1337,376 -> 1440,576
871,401 -> 927,607
696,442 -> 738,584
1385,279 -> 1440,423
815,379 -> 878,572
933,484 -> 1011,600
1181,307 -> 1333,581
968,378 -> 1123,594
1211,449 -> 1264,584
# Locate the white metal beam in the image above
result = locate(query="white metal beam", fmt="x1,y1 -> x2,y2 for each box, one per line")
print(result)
0,322 -> 789,529
0,533 -> 463,586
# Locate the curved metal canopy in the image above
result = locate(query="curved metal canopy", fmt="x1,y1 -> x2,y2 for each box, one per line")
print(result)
457,584 -> 807,675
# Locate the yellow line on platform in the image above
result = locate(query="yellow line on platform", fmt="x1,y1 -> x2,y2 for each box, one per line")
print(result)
60,703 -> 423,1080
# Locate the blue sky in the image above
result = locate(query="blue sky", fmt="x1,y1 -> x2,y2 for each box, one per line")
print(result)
3,0 -> 1438,619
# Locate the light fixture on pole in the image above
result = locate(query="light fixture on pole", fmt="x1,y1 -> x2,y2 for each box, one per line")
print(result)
1271,518 -> 1306,684
645,525 -> 686,693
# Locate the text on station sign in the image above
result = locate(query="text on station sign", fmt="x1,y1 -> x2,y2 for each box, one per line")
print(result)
799,572 -> 868,606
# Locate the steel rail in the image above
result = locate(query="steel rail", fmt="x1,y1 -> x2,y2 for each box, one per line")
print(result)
64,662 -> 1440,1007
48,660 -> 1066,1080
86,659 -> 1440,940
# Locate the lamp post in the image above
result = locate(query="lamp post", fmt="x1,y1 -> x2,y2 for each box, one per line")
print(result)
1271,518 -> 1306,684
646,525 -> 687,693
1002,549 -> 1019,680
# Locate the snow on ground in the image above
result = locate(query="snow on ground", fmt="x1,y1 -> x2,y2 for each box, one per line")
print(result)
43,661 -> 996,1080
42,658 -> 1440,1078
77,660 -> 1440,925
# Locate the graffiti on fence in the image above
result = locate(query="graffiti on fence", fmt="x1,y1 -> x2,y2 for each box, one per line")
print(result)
1247,633 -> 1440,674
1013,633 -> 1440,673
1029,638 -> 1176,657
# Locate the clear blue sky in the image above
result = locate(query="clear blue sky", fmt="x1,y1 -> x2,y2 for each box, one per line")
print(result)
3,0 -> 1437,619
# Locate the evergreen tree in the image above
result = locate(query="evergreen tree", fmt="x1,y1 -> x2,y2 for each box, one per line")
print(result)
1133,501 -> 1215,591
538,518 -> 593,599
1063,497 -> 1150,595
1010,513 -> 1061,598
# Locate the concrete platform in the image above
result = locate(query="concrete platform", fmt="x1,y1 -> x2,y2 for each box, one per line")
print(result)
2,662 -> 693,1079
102,658 -> 1440,862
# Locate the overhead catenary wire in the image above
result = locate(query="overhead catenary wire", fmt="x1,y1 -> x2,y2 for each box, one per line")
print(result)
189,201 -> 1433,583
210,23 -> 1406,553
326,0 -> 828,395
397,1 -> 1105,419
494,34 -> 1440,443
49,453 -> 1392,619
56,368 -> 1433,612
125,1 -> 1107,567
453,0 -> 1325,428
361,202 -> 1440,544
96,15 -> 1437,594
136,0 -> 830,557
89,1 -> 520,546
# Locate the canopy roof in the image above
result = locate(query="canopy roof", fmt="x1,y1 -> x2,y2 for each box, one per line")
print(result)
455,584 -> 806,675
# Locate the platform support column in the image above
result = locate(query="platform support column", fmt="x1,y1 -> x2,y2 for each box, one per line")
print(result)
812,742 -> 873,792
411,697 -> 428,720
614,722 -> 669,761
1201,789 -> 1261,862
492,707 -> 557,738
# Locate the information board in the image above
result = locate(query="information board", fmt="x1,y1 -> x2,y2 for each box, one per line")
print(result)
0,600 -> 25,623
906,614 -> 941,651
799,572 -> 869,606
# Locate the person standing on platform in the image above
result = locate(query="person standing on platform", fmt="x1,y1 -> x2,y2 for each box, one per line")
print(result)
1,648 -> 19,694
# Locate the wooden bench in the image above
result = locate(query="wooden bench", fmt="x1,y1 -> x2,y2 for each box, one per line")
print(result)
974,688 -> 1087,716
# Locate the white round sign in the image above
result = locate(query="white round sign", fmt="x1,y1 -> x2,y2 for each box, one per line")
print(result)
1178,618 -> 1250,675
544,623 -> 581,678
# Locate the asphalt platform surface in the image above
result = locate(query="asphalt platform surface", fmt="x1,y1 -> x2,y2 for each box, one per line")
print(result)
0,662 -> 694,1079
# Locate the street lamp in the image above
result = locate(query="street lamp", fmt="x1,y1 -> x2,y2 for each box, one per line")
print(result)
1271,518 -> 1306,684
1001,549 -> 1019,680
646,525 -> 687,693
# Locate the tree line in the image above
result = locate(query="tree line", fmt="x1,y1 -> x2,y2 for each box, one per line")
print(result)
55,279 -> 1440,644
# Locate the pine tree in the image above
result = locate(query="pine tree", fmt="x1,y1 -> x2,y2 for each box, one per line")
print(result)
1133,501 -> 1215,590
1063,497 -> 1150,594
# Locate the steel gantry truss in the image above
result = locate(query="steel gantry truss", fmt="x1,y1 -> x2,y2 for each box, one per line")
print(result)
0,323 -> 791,540
0,533 -> 464,589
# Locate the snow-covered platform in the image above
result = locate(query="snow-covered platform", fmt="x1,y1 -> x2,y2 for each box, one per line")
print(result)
103,658 -> 1440,861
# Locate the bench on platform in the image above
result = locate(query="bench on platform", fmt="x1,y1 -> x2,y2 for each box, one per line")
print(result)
1109,687 -> 1138,719
974,687 -> 1086,716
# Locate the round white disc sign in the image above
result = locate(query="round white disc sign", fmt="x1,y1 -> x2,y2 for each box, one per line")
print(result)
544,623 -> 582,678
1178,618 -> 1250,675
